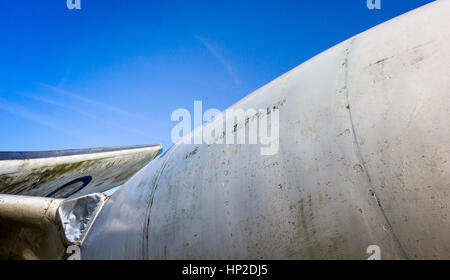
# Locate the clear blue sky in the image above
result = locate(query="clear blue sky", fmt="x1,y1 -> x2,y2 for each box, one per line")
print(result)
0,0 -> 434,152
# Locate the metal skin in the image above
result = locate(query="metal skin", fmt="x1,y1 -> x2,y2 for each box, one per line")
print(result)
82,1 -> 450,259
0,193 -> 108,259
0,195 -> 64,259
0,145 -> 161,259
0,145 -> 162,198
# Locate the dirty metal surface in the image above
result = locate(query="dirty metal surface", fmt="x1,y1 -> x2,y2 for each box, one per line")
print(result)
0,194 -> 65,259
0,193 -> 108,259
80,1 -> 449,259
0,145 -> 162,198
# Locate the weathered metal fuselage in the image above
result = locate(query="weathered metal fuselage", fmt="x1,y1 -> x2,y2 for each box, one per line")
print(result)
81,1 -> 450,259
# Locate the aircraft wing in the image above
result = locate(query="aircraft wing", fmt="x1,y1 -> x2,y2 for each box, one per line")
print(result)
0,144 -> 162,259
0,144 -> 162,198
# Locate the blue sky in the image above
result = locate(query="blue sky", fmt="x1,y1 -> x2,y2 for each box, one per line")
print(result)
0,0 -> 434,152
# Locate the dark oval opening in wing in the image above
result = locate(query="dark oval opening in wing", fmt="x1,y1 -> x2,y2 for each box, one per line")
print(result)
46,176 -> 93,198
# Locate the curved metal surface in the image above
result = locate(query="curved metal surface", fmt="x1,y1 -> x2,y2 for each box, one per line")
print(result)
0,193 -> 108,259
0,144 -> 161,161
82,1 -> 450,259
0,145 -> 162,198
0,195 -> 65,259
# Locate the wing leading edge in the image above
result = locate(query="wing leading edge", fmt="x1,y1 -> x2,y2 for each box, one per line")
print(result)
0,144 -> 162,198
